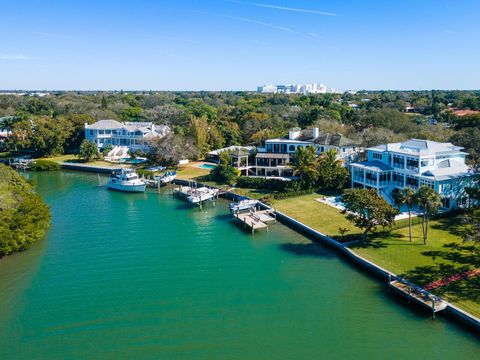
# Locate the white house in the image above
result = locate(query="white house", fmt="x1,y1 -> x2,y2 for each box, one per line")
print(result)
255,127 -> 361,178
350,139 -> 477,210
85,120 -> 170,152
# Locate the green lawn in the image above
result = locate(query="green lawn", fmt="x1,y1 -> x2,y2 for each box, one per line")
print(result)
38,154 -> 122,168
274,193 -> 360,239
175,162 -> 211,180
274,193 -> 480,317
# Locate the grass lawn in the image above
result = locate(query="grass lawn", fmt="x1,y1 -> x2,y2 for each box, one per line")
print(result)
274,193 -> 480,317
175,162 -> 212,180
231,187 -> 275,200
274,193 -> 360,239
38,154 -> 121,168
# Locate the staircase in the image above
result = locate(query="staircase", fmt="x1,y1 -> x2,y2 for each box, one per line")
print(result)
380,183 -> 397,206
108,146 -> 129,159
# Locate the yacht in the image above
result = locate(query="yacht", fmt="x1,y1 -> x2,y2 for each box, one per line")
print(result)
107,168 -> 146,192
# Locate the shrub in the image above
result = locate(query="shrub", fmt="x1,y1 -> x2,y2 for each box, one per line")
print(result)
236,177 -> 291,191
136,169 -> 155,179
29,160 -> 60,171
273,189 -> 313,200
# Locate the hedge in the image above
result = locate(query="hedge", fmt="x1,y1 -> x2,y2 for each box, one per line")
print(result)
29,160 -> 60,171
236,176 -> 290,191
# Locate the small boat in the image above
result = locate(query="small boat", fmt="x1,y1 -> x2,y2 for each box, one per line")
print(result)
147,165 -> 166,172
187,187 -> 218,204
155,171 -> 176,185
229,199 -> 259,212
107,168 -> 146,192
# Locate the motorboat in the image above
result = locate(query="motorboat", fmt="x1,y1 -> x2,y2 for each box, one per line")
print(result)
107,168 -> 146,192
229,199 -> 259,212
187,187 -> 218,204
155,171 -> 177,185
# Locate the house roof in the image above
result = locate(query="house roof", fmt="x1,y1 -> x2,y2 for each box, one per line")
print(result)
350,160 -> 394,172
369,139 -> 467,156
255,153 -> 290,159
313,133 -> 359,147
86,119 -> 123,129
208,145 -> 255,156
421,159 -> 474,180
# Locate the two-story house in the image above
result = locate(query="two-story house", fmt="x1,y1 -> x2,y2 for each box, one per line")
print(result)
85,120 -> 170,152
255,127 -> 361,177
350,139 -> 477,210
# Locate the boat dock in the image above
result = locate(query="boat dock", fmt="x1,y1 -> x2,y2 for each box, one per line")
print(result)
173,185 -> 219,208
233,209 -> 277,234
388,277 -> 448,318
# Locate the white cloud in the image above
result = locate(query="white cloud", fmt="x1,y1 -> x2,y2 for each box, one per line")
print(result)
229,0 -> 339,16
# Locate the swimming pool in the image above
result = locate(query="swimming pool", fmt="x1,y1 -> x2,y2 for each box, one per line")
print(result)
197,163 -> 217,169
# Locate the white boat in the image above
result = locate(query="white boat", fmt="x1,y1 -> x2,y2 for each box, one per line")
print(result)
229,199 -> 259,212
107,168 -> 146,192
187,187 -> 218,204
155,171 -> 176,185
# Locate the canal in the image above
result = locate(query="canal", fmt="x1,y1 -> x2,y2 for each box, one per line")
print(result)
0,171 -> 478,359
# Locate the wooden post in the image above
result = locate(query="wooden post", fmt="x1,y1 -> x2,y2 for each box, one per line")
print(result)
432,298 -> 436,319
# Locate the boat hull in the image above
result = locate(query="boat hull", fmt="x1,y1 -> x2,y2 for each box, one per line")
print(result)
107,182 -> 146,193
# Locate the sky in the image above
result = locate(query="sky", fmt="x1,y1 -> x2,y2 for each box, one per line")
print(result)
0,0 -> 479,91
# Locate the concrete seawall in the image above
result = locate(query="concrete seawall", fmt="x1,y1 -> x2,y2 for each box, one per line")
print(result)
59,162 -> 120,174
43,172 -> 480,332
271,208 -> 480,332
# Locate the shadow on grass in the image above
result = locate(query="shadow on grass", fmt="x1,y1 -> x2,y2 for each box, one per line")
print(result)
279,242 -> 335,259
401,241 -> 480,303
430,216 -> 466,238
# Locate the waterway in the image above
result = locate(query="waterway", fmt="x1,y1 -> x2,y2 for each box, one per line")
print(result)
0,171 -> 478,359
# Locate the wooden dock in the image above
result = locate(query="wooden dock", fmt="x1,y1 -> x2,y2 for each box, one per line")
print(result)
389,278 -> 448,317
233,209 -> 276,234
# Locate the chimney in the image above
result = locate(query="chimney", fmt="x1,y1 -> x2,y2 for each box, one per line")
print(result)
312,127 -> 319,139
151,123 -> 155,132
288,127 -> 301,140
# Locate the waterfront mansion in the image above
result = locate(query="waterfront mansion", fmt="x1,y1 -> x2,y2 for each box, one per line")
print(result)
255,127 -> 361,177
350,139 -> 477,210
85,120 -> 170,151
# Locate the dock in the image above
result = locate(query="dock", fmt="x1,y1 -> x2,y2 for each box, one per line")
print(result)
233,209 -> 277,234
173,184 -> 219,208
388,277 -> 448,318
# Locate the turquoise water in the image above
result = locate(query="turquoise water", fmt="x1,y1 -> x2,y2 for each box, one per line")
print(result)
0,171 -> 478,359
197,163 -> 217,169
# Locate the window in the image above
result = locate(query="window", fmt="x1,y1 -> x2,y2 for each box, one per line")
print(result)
372,152 -> 382,160
89,130 -> 94,135
289,145 -> 295,152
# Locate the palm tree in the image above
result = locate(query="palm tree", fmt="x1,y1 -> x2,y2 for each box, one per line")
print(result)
317,148 -> 349,190
414,186 -> 442,245
291,146 -> 319,189
0,116 -> 17,135
318,148 -> 342,168
394,188 -> 415,242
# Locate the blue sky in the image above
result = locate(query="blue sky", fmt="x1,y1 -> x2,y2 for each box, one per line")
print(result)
1,0 -> 479,90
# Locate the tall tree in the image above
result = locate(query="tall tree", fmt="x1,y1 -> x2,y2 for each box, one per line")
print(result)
342,188 -> 399,242
190,115 -> 209,155
316,148 -> 349,190
394,188 -> 416,242
78,140 -> 99,162
291,146 -> 319,189
414,186 -> 442,245
209,151 -> 239,185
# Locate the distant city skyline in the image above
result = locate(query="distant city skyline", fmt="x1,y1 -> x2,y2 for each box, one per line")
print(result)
0,0 -> 479,90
